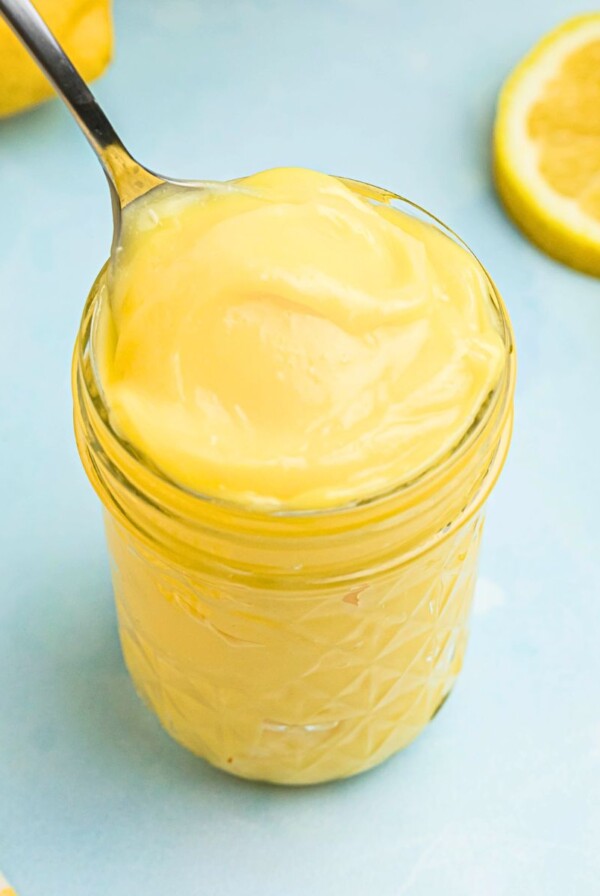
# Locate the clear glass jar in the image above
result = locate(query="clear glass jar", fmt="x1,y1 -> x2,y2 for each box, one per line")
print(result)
73,182 -> 515,785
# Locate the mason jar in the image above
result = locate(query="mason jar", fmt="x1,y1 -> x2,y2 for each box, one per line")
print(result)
73,183 -> 515,785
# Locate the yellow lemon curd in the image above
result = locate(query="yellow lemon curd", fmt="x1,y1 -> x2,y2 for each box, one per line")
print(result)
99,168 -> 505,508
76,168 -> 513,784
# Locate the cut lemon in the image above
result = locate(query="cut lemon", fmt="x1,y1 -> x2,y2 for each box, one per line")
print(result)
494,14 -> 600,275
0,0 -> 113,118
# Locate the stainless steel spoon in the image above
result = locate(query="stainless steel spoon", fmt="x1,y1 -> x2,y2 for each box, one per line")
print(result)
0,0 -> 186,246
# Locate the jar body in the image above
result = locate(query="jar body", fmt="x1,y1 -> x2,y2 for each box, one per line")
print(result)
105,504 -> 486,784
73,182 -> 515,785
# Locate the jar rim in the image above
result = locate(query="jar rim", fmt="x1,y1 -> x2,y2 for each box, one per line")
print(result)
74,178 -> 516,523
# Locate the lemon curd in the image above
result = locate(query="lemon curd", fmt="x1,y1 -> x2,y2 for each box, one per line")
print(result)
74,168 -> 515,784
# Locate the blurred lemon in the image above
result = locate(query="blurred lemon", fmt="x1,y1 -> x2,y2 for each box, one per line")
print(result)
494,14 -> 600,275
0,0 -> 113,118
0,871 -> 17,896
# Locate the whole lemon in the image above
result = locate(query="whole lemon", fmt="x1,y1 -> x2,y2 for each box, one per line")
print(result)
0,0 -> 113,118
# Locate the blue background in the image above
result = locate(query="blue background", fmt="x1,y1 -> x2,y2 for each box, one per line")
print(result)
1,1 -> 600,893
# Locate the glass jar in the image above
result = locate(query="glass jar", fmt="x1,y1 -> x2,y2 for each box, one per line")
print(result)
73,183 -> 515,785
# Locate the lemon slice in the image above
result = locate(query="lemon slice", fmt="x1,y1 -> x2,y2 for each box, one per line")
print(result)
494,14 -> 600,275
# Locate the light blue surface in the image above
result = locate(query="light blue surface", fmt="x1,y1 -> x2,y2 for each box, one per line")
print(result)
1,1 -> 600,893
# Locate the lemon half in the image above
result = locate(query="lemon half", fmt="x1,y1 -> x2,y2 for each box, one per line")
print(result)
494,14 -> 600,275
0,0 -> 112,118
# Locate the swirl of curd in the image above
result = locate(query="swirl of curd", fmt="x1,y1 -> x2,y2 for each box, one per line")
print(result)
97,167 -> 505,510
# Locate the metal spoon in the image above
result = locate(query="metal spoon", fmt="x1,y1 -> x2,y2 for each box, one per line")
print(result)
0,0 -> 189,248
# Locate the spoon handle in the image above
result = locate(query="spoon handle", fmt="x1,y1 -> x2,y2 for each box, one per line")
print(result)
0,0 -> 161,208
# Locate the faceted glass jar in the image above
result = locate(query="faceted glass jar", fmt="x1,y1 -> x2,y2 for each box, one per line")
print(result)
73,182 -> 515,785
